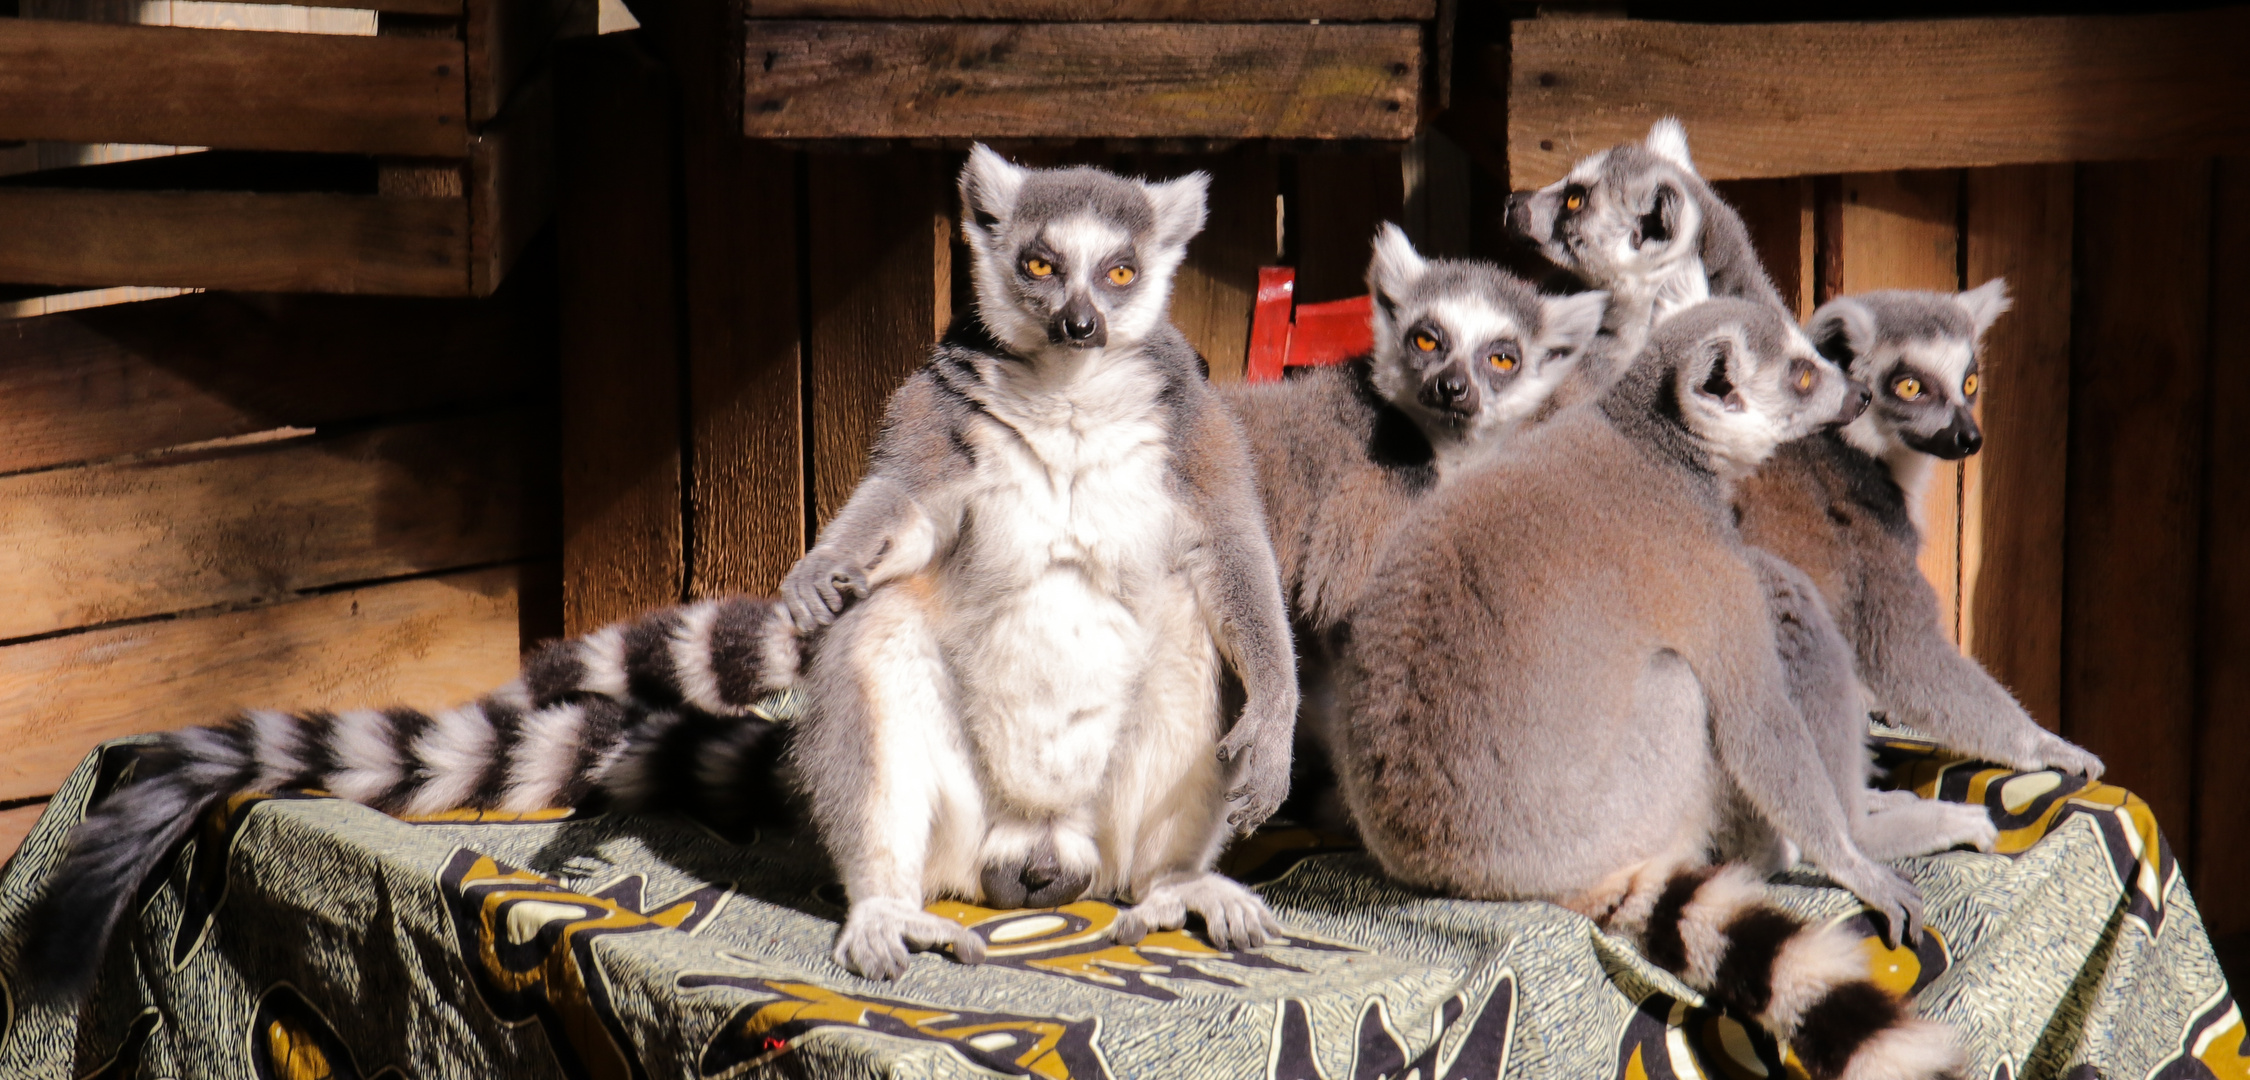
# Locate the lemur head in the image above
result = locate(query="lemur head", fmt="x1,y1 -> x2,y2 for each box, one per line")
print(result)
1660,298 -> 1870,479
958,144 -> 1208,362
1812,280 -> 2009,463
1366,223 -> 1607,448
1504,119 -> 1709,296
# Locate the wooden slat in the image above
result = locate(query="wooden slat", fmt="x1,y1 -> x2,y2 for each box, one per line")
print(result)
1135,146 -> 1276,383
1961,164 -> 2073,729
467,0 -> 578,124
1292,149 -> 1404,304
0,801 -> 47,866
0,18 -> 467,157
556,34 -> 683,633
808,150 -> 949,530
743,22 -> 1421,141
1710,176 -> 1812,319
2195,157 -> 2250,974
0,565 -> 531,802
314,0 -> 464,16
0,188 -> 470,296
2063,159 -> 2212,837
746,0 -> 1435,18
0,412 -> 548,642
1507,9 -> 2250,185
468,63 -> 557,296
1830,170 -> 1964,642
0,283 -> 551,475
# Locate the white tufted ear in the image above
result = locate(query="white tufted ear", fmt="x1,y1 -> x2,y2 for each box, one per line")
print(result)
1367,222 -> 1429,319
1806,296 -> 1879,370
1645,118 -> 1695,171
1143,170 -> 1211,250
1957,277 -> 2012,340
1538,291 -> 1609,362
959,143 -> 1029,240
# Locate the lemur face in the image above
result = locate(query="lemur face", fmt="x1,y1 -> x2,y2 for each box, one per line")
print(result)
1504,120 -> 1706,292
1668,298 -> 1871,478
1365,224 -> 1607,443
1814,279 -> 2010,462
958,144 -> 1208,361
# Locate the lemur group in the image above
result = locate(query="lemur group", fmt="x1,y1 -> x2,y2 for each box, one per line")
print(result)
33,122 -> 2104,1079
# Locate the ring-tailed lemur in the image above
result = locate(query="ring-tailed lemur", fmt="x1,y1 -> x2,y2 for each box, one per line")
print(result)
1736,284 -> 2103,782
1505,120 -> 2006,865
28,147 -> 1301,993
1336,298 -> 1961,1079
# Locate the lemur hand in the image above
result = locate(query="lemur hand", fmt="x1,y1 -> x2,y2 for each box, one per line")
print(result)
781,550 -> 872,633
1218,696 -> 1295,834
1830,857 -> 1925,949
2021,734 -> 2105,782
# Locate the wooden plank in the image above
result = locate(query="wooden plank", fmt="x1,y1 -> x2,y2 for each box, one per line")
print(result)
743,22 -> 1421,141
1960,164 -> 2072,729
0,282 -> 551,475
0,411 -> 549,642
1292,149 -> 1403,304
1133,146 -> 1276,383
807,150 -> 949,530
746,0 -> 1434,18
2063,159 -> 2212,838
1710,176 -> 1812,319
0,18 -> 467,157
0,802 -> 47,867
2195,157 -> 2250,975
306,0 -> 464,16
0,188 -> 471,296
556,34 -> 683,633
467,0 -> 578,124
1507,9 -> 2250,185
1830,170 -> 1964,642
0,565 -> 531,803
469,62 -> 557,295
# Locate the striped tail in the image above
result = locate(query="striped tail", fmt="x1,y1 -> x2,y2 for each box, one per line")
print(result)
1618,865 -> 1962,1080
24,594 -> 798,1002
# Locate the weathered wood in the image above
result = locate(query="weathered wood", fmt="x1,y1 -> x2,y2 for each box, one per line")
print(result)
0,188 -> 471,295
807,150 -> 950,531
744,22 -> 1421,141
468,0 -> 579,124
1961,164 -> 2073,729
1508,9 -> 2250,185
556,34 -> 684,633
2063,159 -> 2211,837
307,0 -> 464,16
2195,157 -> 2250,973
0,411 -> 550,642
1831,170 -> 1964,641
1710,176 -> 1812,319
1293,149 -> 1404,304
469,63 -> 557,296
0,565 -> 531,803
0,18 -> 468,157
1134,146 -> 1276,383
0,281 -> 552,475
0,802 -> 46,866
747,0 -> 1434,18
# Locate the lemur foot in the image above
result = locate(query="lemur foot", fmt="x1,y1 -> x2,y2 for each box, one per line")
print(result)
833,897 -> 986,980
1113,873 -> 1281,953
1856,798 -> 1998,861
2020,736 -> 2105,782
1826,857 -> 1926,949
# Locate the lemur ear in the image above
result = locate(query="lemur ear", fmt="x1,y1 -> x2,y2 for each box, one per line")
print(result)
1807,297 -> 1877,371
959,144 -> 1028,240
1538,290 -> 1608,361
1367,222 -> 1427,321
1957,277 -> 2012,340
1694,334 -> 1745,412
1645,118 -> 1695,172
1637,182 -> 1685,248
1143,171 -> 1210,250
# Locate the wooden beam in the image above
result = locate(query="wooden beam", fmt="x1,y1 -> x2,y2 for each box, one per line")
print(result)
468,0 -> 579,124
807,150 -> 949,531
469,63 -> 557,296
2196,157 -> 2250,973
1133,146 -> 1276,383
0,283 -> 551,475
743,22 -> 1421,141
746,0 -> 1434,18
0,565 -> 533,803
0,412 -> 551,642
1710,176 -> 1812,320
1508,9 -> 2250,185
2063,158 -> 2212,838
556,34 -> 683,633
1828,170 -> 1965,642
0,18 -> 468,157
305,0 -> 464,16
0,188 -> 471,296
1961,164 -> 2073,729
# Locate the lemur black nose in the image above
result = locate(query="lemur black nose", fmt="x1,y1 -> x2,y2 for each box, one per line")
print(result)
1832,380 -> 1872,426
1955,427 -> 1982,455
1063,312 -> 1097,340
1051,296 -> 1107,348
1438,373 -> 1468,402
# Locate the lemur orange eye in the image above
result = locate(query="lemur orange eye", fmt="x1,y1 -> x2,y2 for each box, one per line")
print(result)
1108,265 -> 1135,286
1797,369 -> 1814,391
1490,353 -> 1516,372
1025,257 -> 1053,278
1564,193 -> 1586,211
1962,372 -> 1979,396
1413,333 -> 1438,352
1894,375 -> 1923,400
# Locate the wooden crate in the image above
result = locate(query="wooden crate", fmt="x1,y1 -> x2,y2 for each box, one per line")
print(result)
0,0 -> 573,296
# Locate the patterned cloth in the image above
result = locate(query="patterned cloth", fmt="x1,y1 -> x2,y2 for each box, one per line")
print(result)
0,731 -> 2239,1080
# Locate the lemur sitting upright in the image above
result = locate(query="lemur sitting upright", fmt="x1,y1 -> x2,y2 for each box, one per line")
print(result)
25,146 -> 1302,995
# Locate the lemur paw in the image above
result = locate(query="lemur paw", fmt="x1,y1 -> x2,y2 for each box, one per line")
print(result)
781,554 -> 871,633
1857,798 -> 1998,860
832,898 -> 984,980
2028,737 -> 2105,781
1113,874 -> 1281,953
1830,859 -> 1925,949
1219,705 -> 1295,834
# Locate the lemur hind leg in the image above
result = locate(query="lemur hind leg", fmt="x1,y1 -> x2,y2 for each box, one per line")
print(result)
799,583 -> 988,979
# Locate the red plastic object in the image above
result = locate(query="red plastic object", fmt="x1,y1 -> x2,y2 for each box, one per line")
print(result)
1243,266 -> 1375,384
1246,266 -> 1296,383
